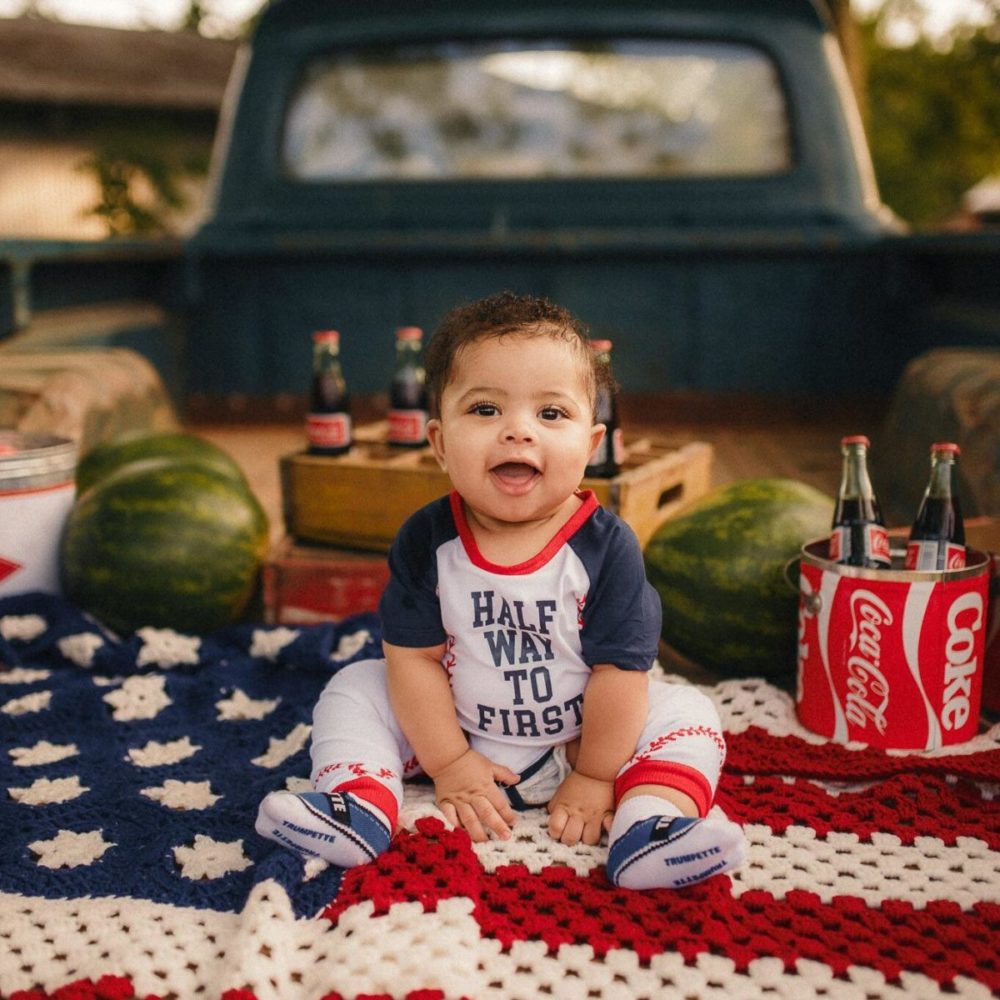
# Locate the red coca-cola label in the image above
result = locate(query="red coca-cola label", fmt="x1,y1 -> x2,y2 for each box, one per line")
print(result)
870,525 -> 891,563
388,409 -> 428,445
829,525 -> 890,565
904,540 -> 966,571
828,528 -> 844,563
796,557 -> 987,749
307,412 -> 351,449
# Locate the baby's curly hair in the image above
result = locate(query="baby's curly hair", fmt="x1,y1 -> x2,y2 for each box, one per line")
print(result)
424,291 -> 614,418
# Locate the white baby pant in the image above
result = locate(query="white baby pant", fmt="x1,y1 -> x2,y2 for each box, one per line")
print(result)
309,658 -> 727,818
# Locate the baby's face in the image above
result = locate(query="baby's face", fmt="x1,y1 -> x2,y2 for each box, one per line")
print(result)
427,331 -> 604,530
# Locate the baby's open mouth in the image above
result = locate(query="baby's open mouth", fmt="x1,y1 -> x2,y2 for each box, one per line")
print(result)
490,462 -> 540,486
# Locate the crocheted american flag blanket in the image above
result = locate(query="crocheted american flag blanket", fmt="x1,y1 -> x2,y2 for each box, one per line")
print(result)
0,593 -> 997,1000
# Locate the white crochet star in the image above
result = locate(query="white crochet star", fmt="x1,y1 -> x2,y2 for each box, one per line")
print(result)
127,736 -> 200,767
9,775 -> 88,805
216,688 -> 280,721
173,835 -> 252,880
1,690 -> 52,716
0,667 -> 51,685
0,614 -> 47,642
332,629 -> 371,662
103,675 -> 171,721
136,627 -> 201,668
141,779 -> 221,811
249,626 -> 300,660
29,829 -> 114,869
251,722 -> 311,768
9,740 -> 79,767
58,632 -> 106,668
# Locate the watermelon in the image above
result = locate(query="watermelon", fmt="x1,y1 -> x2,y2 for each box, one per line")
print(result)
76,431 -> 248,496
60,458 -> 269,635
644,478 -> 834,678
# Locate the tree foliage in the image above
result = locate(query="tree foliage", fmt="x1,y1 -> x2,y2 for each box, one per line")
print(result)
77,125 -> 211,237
860,6 -> 1000,227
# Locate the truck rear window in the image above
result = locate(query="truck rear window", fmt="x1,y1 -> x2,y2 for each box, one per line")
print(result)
282,40 -> 791,182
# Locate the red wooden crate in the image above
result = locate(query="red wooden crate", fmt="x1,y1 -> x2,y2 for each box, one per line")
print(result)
262,536 -> 390,625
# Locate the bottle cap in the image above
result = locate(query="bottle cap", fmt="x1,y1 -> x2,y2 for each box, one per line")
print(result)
931,442 -> 961,454
313,329 -> 340,344
396,326 -> 423,341
590,339 -> 613,351
840,434 -> 870,447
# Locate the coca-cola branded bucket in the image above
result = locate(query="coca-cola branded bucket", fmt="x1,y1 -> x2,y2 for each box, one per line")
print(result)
0,431 -> 77,598
796,538 -> 990,750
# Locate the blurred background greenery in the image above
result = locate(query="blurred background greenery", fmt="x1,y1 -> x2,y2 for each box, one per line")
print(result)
851,0 -> 998,228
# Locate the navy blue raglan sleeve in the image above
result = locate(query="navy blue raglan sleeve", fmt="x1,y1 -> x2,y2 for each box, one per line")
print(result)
574,511 -> 661,671
378,499 -> 450,648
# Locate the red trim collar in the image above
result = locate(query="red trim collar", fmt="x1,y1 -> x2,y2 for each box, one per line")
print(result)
450,489 -> 599,575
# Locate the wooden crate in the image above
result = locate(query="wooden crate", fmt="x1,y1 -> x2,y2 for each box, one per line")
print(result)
281,423 -> 713,552
262,535 -> 391,625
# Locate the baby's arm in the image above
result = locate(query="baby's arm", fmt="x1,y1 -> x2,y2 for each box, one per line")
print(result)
547,664 -> 649,846
384,640 -> 519,842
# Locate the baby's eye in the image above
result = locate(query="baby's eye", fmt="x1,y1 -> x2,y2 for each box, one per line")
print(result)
539,406 -> 568,421
469,401 -> 499,417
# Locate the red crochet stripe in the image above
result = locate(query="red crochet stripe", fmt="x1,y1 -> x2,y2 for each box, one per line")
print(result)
325,817 -> 1000,991
715,771 -> 1000,849
727,726 -> 1000,783
0,982 -> 461,1000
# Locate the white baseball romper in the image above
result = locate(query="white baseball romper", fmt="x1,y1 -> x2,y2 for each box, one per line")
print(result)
308,490 -> 728,821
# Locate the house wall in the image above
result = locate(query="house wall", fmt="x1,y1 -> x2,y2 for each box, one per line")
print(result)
0,137 -> 211,239
0,17 -> 235,240
1,138 -> 112,239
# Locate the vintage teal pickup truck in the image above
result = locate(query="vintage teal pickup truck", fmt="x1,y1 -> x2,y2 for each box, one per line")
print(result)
1,0 -> 998,411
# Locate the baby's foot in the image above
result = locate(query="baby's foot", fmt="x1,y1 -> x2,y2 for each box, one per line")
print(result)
255,790 -> 390,867
606,814 -> 745,890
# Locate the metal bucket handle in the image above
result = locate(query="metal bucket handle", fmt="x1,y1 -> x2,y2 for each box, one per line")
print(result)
784,556 -> 822,613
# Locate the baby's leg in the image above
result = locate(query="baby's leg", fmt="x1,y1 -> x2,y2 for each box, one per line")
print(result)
256,658 -> 412,867
605,682 -> 745,890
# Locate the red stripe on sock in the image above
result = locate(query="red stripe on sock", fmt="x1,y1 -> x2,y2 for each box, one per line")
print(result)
332,777 -> 399,831
615,760 -> 713,817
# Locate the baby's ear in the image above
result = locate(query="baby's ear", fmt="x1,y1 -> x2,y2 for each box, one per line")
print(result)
426,419 -> 447,471
588,421 -> 607,458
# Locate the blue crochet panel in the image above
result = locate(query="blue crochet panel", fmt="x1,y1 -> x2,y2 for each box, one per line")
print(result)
0,593 -> 383,918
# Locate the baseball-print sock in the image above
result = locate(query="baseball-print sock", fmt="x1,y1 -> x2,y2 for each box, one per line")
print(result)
255,789 -> 391,867
606,794 -> 745,890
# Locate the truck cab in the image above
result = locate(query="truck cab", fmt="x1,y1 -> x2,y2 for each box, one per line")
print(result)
189,0 -> 904,400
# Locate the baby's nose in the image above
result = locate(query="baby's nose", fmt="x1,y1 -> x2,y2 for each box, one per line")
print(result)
502,416 -> 536,442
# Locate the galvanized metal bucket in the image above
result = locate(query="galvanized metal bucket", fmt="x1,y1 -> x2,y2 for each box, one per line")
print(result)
0,431 -> 77,598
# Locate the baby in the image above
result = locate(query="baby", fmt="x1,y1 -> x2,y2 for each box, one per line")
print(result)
257,291 -> 744,889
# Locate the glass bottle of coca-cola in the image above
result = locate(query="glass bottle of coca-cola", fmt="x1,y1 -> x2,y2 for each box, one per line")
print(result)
829,434 -> 891,568
387,326 -> 429,448
306,329 -> 352,456
905,442 -> 965,571
585,339 -> 625,478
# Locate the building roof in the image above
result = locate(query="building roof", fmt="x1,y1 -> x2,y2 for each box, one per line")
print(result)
0,16 -> 238,112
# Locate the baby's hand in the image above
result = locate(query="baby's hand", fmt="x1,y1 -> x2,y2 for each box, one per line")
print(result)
432,748 -> 520,843
547,770 -> 614,846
